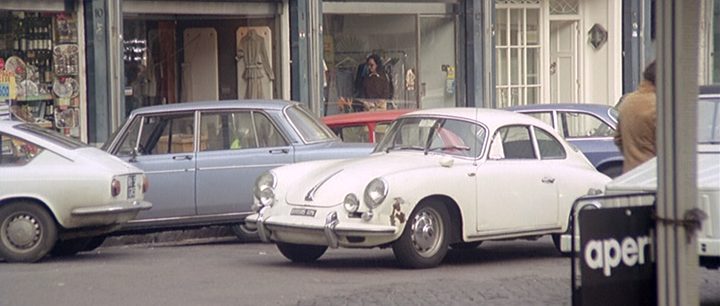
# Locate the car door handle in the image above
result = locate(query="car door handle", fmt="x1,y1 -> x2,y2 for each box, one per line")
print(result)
541,177 -> 555,184
269,149 -> 289,154
172,155 -> 193,160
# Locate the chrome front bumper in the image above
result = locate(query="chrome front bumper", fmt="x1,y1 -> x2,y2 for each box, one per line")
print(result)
247,207 -> 396,248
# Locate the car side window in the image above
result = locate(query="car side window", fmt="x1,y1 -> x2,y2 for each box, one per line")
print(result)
337,125 -> 369,143
523,112 -> 553,128
560,112 -> 614,138
254,112 -> 288,147
134,113 -> 196,155
533,127 -> 566,160
488,125 -> 536,160
116,118 -> 142,156
0,133 -> 44,167
374,122 -> 391,143
201,111 -> 257,151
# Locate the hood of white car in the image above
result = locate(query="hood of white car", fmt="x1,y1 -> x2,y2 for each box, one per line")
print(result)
72,147 -> 143,174
285,152 -> 443,207
606,151 -> 720,193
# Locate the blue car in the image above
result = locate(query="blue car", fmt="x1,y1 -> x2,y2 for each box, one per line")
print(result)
505,103 -> 622,177
103,100 -> 373,240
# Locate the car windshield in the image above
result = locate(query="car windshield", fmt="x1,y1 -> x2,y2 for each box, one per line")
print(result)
375,116 -> 487,157
698,97 -> 720,144
15,123 -> 87,150
284,105 -> 336,143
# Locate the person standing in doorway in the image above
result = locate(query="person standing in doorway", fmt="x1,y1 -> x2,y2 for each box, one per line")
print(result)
614,60 -> 657,173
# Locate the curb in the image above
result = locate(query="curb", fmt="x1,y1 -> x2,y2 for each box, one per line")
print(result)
102,226 -> 236,247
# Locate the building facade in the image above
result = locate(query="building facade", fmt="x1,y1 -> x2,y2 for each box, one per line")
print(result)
1,0 -> 716,144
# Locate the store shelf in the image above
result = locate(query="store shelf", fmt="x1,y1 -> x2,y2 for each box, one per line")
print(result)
15,94 -> 53,101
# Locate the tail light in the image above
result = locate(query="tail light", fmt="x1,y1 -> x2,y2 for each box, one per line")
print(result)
111,179 -> 121,197
142,175 -> 149,193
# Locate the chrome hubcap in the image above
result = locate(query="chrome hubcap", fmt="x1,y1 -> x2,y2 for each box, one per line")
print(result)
4,214 -> 41,250
410,209 -> 443,257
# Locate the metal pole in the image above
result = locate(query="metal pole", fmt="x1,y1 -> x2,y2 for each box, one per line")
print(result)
655,0 -> 700,305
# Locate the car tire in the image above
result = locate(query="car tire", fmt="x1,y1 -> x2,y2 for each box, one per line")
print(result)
276,242 -> 327,263
0,201 -> 58,263
50,238 -> 92,257
230,223 -> 260,243
392,201 -> 450,269
599,164 -> 623,178
450,241 -> 482,250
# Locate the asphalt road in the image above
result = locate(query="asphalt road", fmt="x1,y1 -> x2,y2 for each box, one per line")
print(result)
0,237 -> 718,306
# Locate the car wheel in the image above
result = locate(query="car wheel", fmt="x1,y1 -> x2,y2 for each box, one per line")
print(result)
392,201 -> 450,269
0,201 -> 57,262
230,223 -> 260,242
50,238 -> 92,257
599,164 -> 623,178
276,242 -> 327,263
450,241 -> 482,250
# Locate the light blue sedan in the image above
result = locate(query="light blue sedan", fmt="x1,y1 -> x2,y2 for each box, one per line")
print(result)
505,103 -> 622,177
103,100 -> 373,240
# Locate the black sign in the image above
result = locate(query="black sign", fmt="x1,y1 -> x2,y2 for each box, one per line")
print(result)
577,206 -> 656,306
290,208 -> 317,217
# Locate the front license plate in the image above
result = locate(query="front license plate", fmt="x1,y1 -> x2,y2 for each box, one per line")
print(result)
290,208 -> 316,217
127,175 -> 136,199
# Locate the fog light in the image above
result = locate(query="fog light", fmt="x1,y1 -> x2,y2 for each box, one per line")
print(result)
361,211 -> 374,221
343,193 -> 359,213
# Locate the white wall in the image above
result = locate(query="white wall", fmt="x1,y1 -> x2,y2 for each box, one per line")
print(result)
581,0 -> 623,105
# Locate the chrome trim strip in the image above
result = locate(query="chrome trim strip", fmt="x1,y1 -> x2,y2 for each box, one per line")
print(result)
264,221 -> 396,236
71,201 -> 152,216
125,211 -> 253,224
467,226 -> 561,239
145,169 -> 195,174
197,163 -> 288,171
305,169 -> 344,201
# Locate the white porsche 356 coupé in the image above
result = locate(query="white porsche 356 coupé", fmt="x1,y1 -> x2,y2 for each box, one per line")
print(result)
245,108 -> 611,268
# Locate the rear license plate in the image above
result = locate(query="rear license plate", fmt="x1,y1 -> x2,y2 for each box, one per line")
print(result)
127,175 -> 136,199
290,208 -> 316,217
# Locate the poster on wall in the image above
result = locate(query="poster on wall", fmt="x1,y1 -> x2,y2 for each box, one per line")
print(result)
236,26 -> 274,100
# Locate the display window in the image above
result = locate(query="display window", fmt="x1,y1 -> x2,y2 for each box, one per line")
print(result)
122,16 -> 279,117
0,10 -> 83,138
322,12 -> 458,116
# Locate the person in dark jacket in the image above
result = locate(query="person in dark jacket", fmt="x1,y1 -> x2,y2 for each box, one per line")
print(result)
614,60 -> 657,173
362,54 -> 391,100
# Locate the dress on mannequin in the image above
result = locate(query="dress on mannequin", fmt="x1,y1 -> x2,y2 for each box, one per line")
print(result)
237,29 -> 274,99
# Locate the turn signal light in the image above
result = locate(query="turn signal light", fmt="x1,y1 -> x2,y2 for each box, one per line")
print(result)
111,179 -> 121,197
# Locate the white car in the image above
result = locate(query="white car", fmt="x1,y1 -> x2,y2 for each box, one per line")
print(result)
604,85 -> 720,269
0,120 -> 151,262
245,108 -> 611,268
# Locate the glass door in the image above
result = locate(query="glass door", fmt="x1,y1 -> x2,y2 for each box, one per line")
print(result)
419,16 -> 457,109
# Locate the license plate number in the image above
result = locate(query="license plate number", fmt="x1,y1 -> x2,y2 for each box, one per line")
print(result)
290,208 -> 316,217
127,175 -> 136,199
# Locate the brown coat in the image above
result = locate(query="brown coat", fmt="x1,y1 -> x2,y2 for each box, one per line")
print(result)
614,80 -> 657,173
362,73 -> 391,99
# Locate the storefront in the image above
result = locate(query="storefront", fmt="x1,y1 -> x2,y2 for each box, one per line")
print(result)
118,0 -> 289,123
0,1 -> 87,140
321,1 -> 461,115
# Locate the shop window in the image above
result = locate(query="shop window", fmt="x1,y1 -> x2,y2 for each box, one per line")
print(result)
0,11 -> 82,138
0,133 -> 43,166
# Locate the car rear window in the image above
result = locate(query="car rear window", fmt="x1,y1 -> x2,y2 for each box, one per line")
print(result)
15,124 -> 87,150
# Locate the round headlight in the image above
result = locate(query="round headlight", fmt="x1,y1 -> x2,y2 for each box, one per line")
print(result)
258,188 -> 275,207
363,178 -> 388,209
343,193 -> 359,213
254,172 -> 277,207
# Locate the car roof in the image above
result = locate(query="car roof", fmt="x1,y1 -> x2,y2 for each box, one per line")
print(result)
400,107 -> 547,129
322,109 -> 412,126
129,99 -> 297,115
503,103 -> 613,113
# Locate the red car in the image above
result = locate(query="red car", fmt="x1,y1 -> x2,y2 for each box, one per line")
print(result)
323,109 -> 411,143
